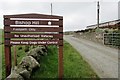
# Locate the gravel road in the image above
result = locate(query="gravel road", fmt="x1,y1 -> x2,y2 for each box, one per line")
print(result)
64,35 -> 118,78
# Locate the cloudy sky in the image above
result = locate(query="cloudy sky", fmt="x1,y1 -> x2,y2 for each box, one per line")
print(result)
0,0 -> 119,31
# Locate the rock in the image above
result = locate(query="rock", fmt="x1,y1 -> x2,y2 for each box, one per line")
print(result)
41,47 -> 47,55
6,67 -> 24,80
27,49 -> 41,61
19,69 -> 31,79
36,46 -> 48,56
6,73 -> 24,80
14,66 -> 31,79
35,47 -> 44,56
18,56 -> 40,71
26,46 -> 47,61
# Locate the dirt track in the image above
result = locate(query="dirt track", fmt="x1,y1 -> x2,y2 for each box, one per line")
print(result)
64,35 -> 118,78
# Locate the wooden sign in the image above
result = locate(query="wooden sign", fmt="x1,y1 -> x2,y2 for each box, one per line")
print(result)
4,13 -> 63,78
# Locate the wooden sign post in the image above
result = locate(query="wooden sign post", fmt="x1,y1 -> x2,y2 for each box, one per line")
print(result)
4,13 -> 63,78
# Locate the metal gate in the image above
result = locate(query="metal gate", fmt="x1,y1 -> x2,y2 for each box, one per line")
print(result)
103,33 -> 120,46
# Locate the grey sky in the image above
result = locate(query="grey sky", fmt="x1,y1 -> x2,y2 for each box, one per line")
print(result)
0,0 -> 118,31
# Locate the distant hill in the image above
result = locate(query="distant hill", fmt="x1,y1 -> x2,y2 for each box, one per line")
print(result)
64,31 -> 74,35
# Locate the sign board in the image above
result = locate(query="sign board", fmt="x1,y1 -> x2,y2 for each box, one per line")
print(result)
4,13 -> 63,78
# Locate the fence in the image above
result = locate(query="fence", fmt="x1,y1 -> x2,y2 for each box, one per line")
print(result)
103,33 -> 120,46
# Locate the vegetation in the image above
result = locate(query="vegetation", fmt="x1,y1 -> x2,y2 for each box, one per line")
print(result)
31,45 -> 59,79
0,46 -> 2,79
63,41 -> 98,78
0,29 -> 4,79
31,41 -> 98,79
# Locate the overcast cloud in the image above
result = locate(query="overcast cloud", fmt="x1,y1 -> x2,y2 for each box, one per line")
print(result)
0,0 -> 118,31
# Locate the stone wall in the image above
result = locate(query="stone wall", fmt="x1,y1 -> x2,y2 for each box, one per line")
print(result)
74,32 -> 104,45
6,45 -> 47,80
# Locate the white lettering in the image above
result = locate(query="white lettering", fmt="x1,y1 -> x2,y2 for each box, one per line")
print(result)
20,35 -> 39,38
29,41 -> 37,45
32,21 -> 39,25
38,41 -> 46,44
41,35 -> 53,38
15,21 -> 31,25
21,41 -> 28,44
29,28 -> 36,31
47,41 -> 58,44
10,41 -> 20,44
13,28 -> 27,31
14,34 -> 19,37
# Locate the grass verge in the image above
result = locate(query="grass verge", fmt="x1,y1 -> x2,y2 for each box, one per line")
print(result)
63,41 -> 98,78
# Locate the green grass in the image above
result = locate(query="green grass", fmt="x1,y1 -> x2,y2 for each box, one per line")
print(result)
1,45 -> 5,79
31,45 -> 58,78
0,45 -> 2,79
0,29 -> 4,79
0,29 -> 3,79
31,41 -> 98,79
0,29 -> 3,44
63,41 -> 98,78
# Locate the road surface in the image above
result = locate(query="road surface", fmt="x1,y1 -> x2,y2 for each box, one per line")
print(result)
64,35 -> 118,78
